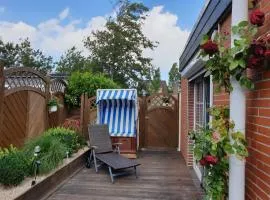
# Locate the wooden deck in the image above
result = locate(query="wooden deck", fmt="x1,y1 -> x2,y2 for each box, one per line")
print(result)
46,151 -> 203,200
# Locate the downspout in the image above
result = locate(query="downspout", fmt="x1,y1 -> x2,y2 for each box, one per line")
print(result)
178,81 -> 181,151
229,0 -> 248,199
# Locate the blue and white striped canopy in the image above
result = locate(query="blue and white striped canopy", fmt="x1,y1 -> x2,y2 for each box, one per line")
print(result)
96,89 -> 137,137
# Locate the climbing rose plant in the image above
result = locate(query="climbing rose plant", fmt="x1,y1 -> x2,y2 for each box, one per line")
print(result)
193,2 -> 267,199
200,5 -> 269,92
189,106 -> 248,200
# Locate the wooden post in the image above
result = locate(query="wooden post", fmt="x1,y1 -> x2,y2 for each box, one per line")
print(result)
0,62 -> 4,145
45,77 -> 50,129
139,95 -> 147,149
80,93 -> 89,138
80,94 -> 85,135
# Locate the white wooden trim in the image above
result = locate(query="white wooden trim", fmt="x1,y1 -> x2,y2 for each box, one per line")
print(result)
229,0 -> 248,199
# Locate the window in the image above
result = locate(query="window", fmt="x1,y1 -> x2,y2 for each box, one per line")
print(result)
193,75 -> 211,182
194,76 -> 210,129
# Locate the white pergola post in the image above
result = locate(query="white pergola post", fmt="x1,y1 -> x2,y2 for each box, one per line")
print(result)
229,0 -> 248,200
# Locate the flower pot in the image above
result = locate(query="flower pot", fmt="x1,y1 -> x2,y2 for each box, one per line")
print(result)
49,105 -> 57,112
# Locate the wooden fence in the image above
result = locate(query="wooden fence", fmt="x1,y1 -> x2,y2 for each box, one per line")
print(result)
79,92 -> 178,153
0,66 -> 68,148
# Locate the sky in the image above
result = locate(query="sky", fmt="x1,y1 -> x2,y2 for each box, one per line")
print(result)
0,0 -> 205,81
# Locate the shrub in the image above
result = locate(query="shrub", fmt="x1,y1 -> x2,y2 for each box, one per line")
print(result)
23,135 -> 68,175
38,138 -> 67,174
65,72 -> 119,107
62,119 -> 81,133
0,146 -> 29,186
23,127 -> 85,175
45,127 -> 85,154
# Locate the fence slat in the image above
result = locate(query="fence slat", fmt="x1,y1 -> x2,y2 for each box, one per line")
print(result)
0,63 -> 4,146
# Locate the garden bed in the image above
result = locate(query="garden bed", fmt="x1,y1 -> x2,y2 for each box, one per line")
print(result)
0,147 -> 89,200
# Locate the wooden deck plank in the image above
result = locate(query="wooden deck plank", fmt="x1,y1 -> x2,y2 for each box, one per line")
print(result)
46,151 -> 203,200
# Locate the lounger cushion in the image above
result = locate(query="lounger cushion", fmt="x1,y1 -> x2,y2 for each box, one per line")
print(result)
96,153 -> 140,170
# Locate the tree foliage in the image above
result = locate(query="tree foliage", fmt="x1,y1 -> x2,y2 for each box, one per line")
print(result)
65,72 -> 119,107
168,62 -> 180,91
56,46 -> 95,74
0,38 -> 53,74
149,67 -> 161,94
84,0 -> 157,89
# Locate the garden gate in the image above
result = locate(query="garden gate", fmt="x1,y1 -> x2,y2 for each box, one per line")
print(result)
139,93 -> 178,149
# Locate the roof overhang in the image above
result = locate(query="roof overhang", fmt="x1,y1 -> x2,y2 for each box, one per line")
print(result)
181,57 -> 205,80
179,0 -> 231,72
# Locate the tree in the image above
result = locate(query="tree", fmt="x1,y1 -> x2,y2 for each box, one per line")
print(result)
84,0 -> 157,88
65,72 -> 119,108
168,62 -> 181,91
56,46 -> 95,74
149,67 -> 161,94
0,38 -> 53,74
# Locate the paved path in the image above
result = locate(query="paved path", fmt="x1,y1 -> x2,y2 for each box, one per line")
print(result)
46,151 -> 202,200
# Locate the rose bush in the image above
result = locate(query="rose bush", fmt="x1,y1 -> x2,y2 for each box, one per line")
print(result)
189,106 -> 248,199
200,2 -> 268,92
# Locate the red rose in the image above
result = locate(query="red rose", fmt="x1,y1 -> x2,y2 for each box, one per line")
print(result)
199,158 -> 207,166
250,9 -> 265,27
201,40 -> 219,56
205,155 -> 218,165
247,55 -> 263,68
250,42 -> 266,57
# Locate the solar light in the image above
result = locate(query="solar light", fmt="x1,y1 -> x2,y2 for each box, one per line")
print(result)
32,146 -> 41,186
34,145 -> 40,156
142,89 -> 147,96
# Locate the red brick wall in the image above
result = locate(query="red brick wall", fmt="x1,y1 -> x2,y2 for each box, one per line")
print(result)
180,78 -> 189,163
212,14 -> 231,106
246,71 -> 270,200
245,1 -> 270,199
187,81 -> 195,166
180,78 -> 194,166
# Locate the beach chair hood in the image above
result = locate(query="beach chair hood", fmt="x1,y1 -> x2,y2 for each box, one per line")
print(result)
96,89 -> 138,137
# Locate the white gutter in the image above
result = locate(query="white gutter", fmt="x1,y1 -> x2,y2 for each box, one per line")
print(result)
181,57 -> 205,79
229,0 -> 248,199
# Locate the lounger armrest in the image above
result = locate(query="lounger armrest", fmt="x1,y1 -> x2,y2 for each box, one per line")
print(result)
112,143 -> 122,146
90,145 -> 98,149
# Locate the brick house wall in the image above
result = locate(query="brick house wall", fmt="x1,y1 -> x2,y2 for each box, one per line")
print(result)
180,1 -> 270,199
180,78 -> 195,166
245,1 -> 270,197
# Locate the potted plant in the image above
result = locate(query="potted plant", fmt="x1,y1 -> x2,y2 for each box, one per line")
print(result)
47,98 -> 58,112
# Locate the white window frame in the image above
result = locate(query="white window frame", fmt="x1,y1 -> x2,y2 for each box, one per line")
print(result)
193,75 -> 212,181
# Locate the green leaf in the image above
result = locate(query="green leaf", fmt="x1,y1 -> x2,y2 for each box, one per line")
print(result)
232,26 -> 239,35
194,148 -> 203,160
229,60 -> 239,71
200,34 -> 209,45
238,59 -> 246,68
238,21 -> 249,27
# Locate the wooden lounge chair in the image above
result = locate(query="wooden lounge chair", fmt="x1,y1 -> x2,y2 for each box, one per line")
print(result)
88,124 -> 140,183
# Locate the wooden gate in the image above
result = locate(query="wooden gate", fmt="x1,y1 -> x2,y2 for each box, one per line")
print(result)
140,93 -> 178,149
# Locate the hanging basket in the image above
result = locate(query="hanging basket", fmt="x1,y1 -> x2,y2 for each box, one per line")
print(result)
49,105 -> 58,113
